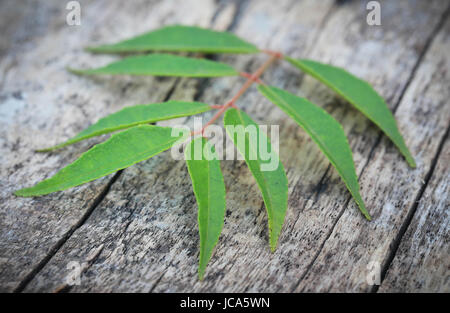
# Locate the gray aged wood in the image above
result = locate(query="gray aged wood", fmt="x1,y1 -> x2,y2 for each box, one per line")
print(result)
0,0 -> 448,292
379,138 -> 449,293
294,14 -> 450,292
0,0 -> 231,292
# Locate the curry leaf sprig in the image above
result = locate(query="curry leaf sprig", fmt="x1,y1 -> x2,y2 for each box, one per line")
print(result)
15,25 -> 415,279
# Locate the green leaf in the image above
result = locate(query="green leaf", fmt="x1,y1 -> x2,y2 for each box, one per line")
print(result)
258,85 -> 371,220
69,53 -> 238,77
223,108 -> 288,251
185,137 -> 226,280
285,58 -> 416,168
86,25 -> 259,54
15,125 -> 187,197
39,100 -> 211,152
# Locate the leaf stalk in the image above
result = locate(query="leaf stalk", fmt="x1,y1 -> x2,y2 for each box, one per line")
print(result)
191,53 -> 280,136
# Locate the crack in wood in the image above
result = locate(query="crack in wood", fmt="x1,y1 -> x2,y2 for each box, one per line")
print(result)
140,0 -> 253,292
13,170 -> 123,293
288,194 -> 351,292
13,0 -> 248,292
12,71 -> 185,292
373,124 -> 449,292
53,244 -> 106,293
289,3 -> 450,292
6,1 -> 448,292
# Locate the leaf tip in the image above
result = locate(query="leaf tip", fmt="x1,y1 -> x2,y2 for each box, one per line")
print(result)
84,45 -> 101,53
14,189 -> 28,197
407,157 -> 417,169
198,267 -> 205,281
14,186 -> 43,197
67,67 -> 89,76
357,200 -> 372,221
36,143 -> 66,153
269,236 -> 279,253
35,147 -> 53,153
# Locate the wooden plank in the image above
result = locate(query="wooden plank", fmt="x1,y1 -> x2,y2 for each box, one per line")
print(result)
378,136 -> 449,292
24,0 -> 448,292
294,14 -> 450,292
153,0 -> 448,293
0,0 -> 225,292
21,0 -> 337,292
3,0 -> 446,292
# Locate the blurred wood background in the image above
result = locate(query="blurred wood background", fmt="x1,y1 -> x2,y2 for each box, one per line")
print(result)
0,0 -> 448,292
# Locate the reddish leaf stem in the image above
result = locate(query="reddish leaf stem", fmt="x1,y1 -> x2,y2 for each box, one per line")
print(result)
239,72 -> 264,84
261,49 -> 284,58
192,53 -> 279,136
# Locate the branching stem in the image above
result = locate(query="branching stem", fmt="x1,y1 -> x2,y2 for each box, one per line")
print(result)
239,72 -> 264,84
191,51 -> 282,136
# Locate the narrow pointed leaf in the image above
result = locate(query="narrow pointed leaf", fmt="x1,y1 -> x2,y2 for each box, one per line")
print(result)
39,101 -> 211,151
185,137 -> 226,280
69,53 -> 238,77
15,125 -> 186,197
285,58 -> 415,168
258,85 -> 371,220
87,25 -> 259,54
223,108 -> 288,251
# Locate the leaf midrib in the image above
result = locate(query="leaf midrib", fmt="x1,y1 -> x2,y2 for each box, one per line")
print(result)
106,43 -> 257,52
261,87 -> 344,174
201,150 -> 213,267
287,58 -> 414,167
261,86 -> 370,219
66,107 -> 208,147
232,110 -> 276,228
21,129 -> 181,195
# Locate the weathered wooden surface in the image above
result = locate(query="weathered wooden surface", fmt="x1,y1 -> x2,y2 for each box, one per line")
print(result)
379,137 -> 449,292
0,0 -> 448,292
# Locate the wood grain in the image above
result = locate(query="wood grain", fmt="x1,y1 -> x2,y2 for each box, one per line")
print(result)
0,0 -> 230,292
0,0 -> 448,292
379,136 -> 449,293
294,14 -> 450,292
